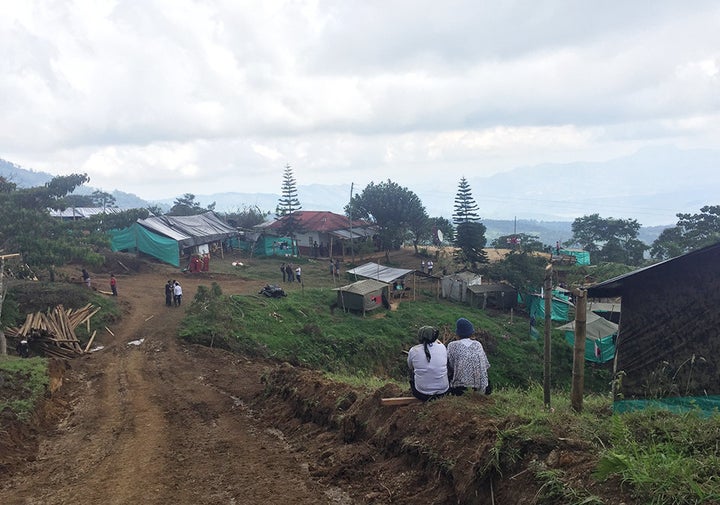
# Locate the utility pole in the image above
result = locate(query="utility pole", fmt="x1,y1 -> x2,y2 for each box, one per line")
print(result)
349,183 -> 355,265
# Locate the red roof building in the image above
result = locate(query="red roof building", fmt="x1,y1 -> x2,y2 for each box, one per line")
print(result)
264,211 -> 376,258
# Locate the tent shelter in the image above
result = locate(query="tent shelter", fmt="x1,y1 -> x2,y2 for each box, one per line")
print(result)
334,279 -> 389,315
110,211 -> 237,267
110,223 -> 181,266
558,312 -> 618,363
587,242 -> 720,413
523,292 -> 574,322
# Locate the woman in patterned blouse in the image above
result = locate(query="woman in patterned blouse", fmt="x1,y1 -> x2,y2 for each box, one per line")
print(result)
447,317 -> 492,395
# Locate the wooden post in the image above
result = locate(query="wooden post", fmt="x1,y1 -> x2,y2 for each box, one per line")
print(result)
0,254 -> 22,355
543,263 -> 552,409
571,289 -> 587,412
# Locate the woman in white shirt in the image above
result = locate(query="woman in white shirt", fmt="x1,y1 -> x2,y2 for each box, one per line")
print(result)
407,326 -> 449,401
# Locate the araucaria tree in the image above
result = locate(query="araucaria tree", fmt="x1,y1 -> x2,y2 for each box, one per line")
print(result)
452,177 -> 488,267
276,164 -> 303,240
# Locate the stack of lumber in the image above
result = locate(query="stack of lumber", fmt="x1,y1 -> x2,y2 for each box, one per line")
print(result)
4,304 -> 101,358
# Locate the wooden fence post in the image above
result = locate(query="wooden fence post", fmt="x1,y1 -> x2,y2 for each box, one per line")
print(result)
571,289 -> 587,412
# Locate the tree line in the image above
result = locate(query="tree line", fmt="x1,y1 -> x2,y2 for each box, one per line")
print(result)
2,168 -> 719,282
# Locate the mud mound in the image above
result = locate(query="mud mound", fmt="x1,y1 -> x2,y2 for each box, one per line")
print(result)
259,364 -> 633,505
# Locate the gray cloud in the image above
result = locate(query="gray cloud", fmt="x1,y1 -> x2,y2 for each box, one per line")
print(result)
1,0 -> 719,215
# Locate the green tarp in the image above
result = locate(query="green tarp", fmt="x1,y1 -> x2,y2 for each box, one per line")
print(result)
110,223 -> 180,267
239,236 -> 295,256
614,395 -> 720,416
524,293 -> 573,323
559,248 -> 590,265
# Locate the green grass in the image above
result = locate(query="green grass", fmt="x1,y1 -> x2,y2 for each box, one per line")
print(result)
594,409 -> 720,504
0,356 -> 49,421
179,278 -> 611,391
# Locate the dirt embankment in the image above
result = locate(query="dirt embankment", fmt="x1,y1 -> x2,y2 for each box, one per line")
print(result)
1,260 -> 631,505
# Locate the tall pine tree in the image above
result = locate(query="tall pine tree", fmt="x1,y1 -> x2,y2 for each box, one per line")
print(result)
452,177 -> 488,267
276,164 -> 303,242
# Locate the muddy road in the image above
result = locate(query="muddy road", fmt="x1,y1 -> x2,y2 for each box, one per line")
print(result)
0,268 -> 354,505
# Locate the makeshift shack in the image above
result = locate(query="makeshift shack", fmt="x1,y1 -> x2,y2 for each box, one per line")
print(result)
441,272 -> 481,302
587,241 -> 720,413
558,311 -> 618,363
334,279 -> 389,315
346,262 -> 415,300
468,283 -> 518,310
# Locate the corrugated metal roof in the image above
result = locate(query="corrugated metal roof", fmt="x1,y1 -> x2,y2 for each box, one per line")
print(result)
137,211 -> 236,246
334,278 -> 388,295
346,262 -> 414,283
49,207 -> 128,218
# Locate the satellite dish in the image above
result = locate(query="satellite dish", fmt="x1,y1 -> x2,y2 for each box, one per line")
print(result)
436,229 -> 444,243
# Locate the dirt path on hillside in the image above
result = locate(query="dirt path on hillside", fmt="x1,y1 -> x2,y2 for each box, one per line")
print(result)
0,268 -> 354,505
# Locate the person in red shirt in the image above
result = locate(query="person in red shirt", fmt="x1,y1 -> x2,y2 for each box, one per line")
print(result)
110,273 -> 118,296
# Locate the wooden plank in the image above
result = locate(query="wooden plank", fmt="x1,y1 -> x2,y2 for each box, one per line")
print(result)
84,330 -> 97,353
380,397 -> 423,406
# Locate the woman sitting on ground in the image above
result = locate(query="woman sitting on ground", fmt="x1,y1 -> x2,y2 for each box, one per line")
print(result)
407,326 -> 449,401
447,317 -> 492,396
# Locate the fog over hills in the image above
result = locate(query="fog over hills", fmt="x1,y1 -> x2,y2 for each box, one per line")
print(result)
5,145 -> 717,245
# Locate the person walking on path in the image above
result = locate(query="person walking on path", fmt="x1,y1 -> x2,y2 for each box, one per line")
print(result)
173,281 -> 183,306
447,317 -> 491,396
82,268 -> 91,288
110,273 -> 118,296
165,280 -> 173,306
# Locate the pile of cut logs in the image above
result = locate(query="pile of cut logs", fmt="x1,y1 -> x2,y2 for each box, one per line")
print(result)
5,304 -> 101,359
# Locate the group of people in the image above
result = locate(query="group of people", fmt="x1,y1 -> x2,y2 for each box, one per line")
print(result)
187,254 -> 210,273
81,268 -> 117,296
419,260 -> 434,275
165,280 -> 183,306
280,262 -> 302,283
407,317 -> 491,402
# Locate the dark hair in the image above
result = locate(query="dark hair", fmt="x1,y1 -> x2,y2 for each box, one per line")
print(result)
417,326 -> 439,362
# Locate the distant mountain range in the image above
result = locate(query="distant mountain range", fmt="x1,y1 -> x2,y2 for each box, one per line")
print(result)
6,147 -> 707,246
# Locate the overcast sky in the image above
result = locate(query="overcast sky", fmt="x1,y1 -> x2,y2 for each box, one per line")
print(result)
2,1 -> 719,213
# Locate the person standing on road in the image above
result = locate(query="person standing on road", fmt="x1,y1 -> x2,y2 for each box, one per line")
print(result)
407,326 -> 449,402
173,280 -> 183,306
447,317 -> 491,396
165,280 -> 173,306
110,273 -> 118,296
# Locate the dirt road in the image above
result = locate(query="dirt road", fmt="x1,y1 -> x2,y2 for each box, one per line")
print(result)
0,268 -> 353,505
